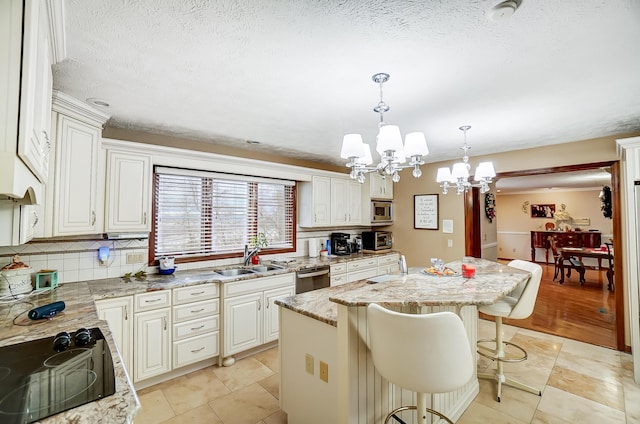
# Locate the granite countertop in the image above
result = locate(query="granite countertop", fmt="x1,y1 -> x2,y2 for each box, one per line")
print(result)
0,251 -> 399,422
0,283 -> 140,424
275,259 -> 530,327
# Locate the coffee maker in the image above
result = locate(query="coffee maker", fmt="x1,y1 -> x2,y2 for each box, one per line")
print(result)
330,232 -> 350,256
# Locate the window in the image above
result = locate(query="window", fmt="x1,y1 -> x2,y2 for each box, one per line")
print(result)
153,167 -> 296,261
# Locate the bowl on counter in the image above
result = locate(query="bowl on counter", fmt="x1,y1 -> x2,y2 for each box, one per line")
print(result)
158,267 -> 176,275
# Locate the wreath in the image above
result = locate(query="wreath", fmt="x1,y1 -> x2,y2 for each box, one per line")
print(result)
600,186 -> 612,219
485,193 -> 496,223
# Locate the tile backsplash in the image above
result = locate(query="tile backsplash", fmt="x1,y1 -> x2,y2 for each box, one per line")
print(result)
0,227 -> 367,285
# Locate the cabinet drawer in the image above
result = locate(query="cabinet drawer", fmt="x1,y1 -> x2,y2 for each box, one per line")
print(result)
330,263 -> 346,274
347,267 -> 378,283
173,315 -> 219,341
331,274 -> 347,286
173,283 -> 219,305
135,291 -> 171,312
173,299 -> 219,323
173,332 -> 219,369
347,258 -> 377,272
224,273 -> 295,298
378,254 -> 400,266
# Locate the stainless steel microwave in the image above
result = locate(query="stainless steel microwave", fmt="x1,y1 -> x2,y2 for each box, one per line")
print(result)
371,200 -> 393,223
361,231 -> 392,251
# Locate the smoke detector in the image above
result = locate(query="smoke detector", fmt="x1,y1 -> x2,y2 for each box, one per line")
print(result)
488,0 -> 521,21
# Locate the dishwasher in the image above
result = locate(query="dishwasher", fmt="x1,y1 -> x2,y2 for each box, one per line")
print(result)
295,265 -> 331,294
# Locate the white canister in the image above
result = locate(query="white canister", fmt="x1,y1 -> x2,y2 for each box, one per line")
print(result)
159,256 -> 175,270
308,238 -> 318,257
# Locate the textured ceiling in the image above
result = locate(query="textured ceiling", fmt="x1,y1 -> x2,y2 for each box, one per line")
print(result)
54,0 -> 640,168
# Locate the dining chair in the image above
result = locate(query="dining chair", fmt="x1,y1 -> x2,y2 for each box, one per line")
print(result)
548,236 -> 585,284
605,241 -> 614,291
367,303 -> 473,424
477,260 -> 543,402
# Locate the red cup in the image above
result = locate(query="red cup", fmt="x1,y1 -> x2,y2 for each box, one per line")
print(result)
461,257 -> 476,278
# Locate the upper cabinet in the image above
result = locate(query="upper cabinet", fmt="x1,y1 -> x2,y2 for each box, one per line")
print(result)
369,173 -> 393,200
0,0 -> 61,201
35,91 -> 110,237
17,0 -> 53,184
104,150 -> 152,233
299,175 -> 363,227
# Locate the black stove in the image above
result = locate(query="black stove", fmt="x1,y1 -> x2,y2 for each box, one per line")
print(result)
0,327 -> 116,424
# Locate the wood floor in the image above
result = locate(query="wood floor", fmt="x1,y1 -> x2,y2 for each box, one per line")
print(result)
481,262 -> 617,349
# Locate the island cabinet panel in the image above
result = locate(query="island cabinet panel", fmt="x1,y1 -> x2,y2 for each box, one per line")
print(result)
336,304 -> 479,424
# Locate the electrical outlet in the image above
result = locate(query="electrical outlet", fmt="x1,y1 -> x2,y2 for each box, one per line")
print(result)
319,361 -> 328,383
305,354 -> 314,375
447,239 -> 453,248
126,252 -> 145,264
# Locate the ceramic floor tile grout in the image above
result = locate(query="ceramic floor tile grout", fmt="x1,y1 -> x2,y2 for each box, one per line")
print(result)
137,328 -> 634,424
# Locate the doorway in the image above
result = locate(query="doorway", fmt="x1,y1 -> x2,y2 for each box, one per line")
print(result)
465,161 -> 625,350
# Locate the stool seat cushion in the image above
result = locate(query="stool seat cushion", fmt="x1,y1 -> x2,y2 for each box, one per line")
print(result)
478,296 -> 518,317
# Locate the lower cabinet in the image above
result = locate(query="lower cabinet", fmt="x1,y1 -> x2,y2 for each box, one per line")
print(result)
378,253 -> 400,274
95,296 -> 133,372
134,306 -> 171,382
346,257 -> 378,283
223,274 -> 295,359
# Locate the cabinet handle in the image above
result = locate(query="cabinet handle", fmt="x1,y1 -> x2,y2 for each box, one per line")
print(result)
31,210 -> 39,228
91,211 -> 96,225
144,298 -> 162,303
124,305 -> 128,320
190,291 -> 205,296
258,299 -> 261,311
191,324 -> 205,330
163,316 -> 167,330
190,308 -> 205,313
191,346 -> 205,353
143,212 -> 147,224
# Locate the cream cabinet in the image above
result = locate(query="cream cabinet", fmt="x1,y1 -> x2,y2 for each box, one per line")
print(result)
369,173 -> 393,199
222,273 -> 295,361
95,296 -> 134,373
171,284 -> 220,369
300,175 -> 364,227
346,257 -> 379,283
330,263 -> 347,286
378,253 -> 400,274
47,92 -> 109,236
134,291 -> 172,382
331,178 -> 348,225
16,0 -> 53,184
299,176 -> 331,227
105,150 -> 152,232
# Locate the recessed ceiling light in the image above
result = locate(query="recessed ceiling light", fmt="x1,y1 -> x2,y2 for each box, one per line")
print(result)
86,98 -> 110,108
488,0 -> 520,21
246,140 -> 260,145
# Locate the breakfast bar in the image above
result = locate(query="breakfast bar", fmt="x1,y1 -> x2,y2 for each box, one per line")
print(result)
276,259 -> 531,424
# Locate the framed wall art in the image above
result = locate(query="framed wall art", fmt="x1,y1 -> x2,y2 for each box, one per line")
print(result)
414,194 -> 438,230
530,203 -> 555,218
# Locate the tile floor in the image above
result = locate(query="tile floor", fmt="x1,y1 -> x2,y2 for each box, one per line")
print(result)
134,319 -> 639,424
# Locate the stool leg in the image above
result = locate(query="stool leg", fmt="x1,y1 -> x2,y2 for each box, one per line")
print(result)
417,393 -> 427,424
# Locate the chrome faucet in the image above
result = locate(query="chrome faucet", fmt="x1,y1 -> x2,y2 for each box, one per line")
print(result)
243,245 -> 260,265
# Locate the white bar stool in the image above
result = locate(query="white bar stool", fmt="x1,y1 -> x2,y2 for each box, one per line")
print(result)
477,259 -> 543,402
367,303 -> 474,424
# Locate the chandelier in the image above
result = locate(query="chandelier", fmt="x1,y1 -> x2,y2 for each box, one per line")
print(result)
436,125 -> 496,195
340,73 -> 429,184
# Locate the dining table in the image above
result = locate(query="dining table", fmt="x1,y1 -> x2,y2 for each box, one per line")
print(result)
558,246 -> 614,290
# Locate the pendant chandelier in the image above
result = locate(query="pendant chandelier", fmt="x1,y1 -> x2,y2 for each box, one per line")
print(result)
340,73 -> 429,184
436,125 -> 496,195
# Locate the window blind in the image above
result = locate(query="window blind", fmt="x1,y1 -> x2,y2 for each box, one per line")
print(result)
154,168 -> 295,260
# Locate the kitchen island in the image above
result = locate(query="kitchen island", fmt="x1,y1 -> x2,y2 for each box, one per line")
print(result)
276,259 -> 531,424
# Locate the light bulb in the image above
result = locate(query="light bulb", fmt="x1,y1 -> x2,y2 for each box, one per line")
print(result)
412,167 -> 422,178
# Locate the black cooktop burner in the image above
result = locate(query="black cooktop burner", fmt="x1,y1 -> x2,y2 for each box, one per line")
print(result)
0,327 -> 115,424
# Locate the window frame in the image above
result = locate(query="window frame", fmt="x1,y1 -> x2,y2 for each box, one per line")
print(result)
149,167 -> 297,265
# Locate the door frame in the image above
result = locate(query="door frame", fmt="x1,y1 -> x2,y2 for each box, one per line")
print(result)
465,161 -> 625,351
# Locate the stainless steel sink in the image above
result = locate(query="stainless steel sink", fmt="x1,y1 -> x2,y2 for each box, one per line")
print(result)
250,265 -> 284,273
215,268 -> 257,277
